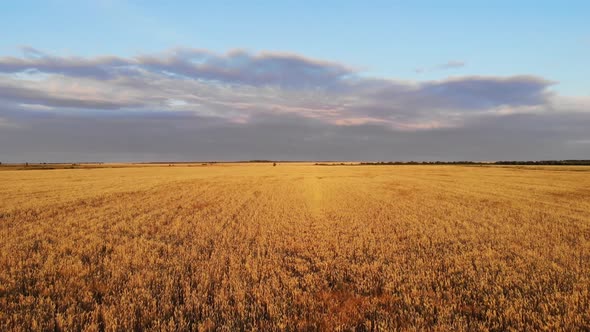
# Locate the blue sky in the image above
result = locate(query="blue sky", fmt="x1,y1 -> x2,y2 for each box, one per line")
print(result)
3,1 -> 588,93
0,1 -> 589,161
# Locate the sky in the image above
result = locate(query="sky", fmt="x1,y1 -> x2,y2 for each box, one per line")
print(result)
0,0 -> 589,162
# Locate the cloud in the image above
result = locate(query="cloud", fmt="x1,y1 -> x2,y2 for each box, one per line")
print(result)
0,117 -> 19,128
0,47 -> 587,161
0,47 -> 133,80
2,106 -> 589,162
414,60 -> 466,73
437,60 -> 466,70
0,47 -> 354,89
0,49 -> 554,127
0,81 -> 142,110
418,75 -> 553,109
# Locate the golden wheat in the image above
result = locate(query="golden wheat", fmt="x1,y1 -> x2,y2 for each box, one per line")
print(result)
1,164 -> 589,331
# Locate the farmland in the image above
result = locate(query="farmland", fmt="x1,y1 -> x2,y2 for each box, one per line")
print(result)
1,164 -> 589,330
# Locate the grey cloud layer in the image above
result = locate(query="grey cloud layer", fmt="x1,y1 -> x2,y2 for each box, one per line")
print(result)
0,47 -> 354,88
0,47 -> 587,161
2,106 -> 588,162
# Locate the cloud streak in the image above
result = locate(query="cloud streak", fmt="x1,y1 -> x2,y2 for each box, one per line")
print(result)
437,60 -> 466,70
414,60 -> 466,73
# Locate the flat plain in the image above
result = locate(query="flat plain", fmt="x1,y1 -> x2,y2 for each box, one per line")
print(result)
1,164 -> 589,331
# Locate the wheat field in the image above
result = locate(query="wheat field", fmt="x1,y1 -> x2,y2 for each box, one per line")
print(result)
1,164 -> 589,331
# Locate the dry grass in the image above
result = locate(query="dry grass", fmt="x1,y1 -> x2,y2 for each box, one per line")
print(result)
1,164 -> 589,331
